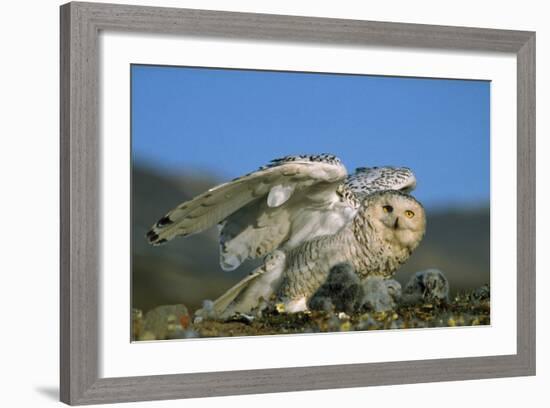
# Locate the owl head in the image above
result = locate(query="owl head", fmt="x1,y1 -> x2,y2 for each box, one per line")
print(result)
360,190 -> 426,252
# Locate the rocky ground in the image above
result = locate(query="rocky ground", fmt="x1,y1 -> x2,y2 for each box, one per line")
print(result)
132,285 -> 490,341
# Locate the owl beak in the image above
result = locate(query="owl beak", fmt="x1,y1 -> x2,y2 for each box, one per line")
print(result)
393,217 -> 399,229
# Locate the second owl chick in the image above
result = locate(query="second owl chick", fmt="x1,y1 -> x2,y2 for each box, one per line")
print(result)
308,263 -> 362,314
309,263 -> 403,313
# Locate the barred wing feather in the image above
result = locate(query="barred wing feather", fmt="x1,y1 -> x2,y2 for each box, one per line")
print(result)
146,155 -> 348,255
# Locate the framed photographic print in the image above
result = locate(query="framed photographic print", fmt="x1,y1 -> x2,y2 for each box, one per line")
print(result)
60,1 -> 535,405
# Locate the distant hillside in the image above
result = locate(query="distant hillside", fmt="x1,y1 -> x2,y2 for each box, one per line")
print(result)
132,165 -> 489,312
132,165 -> 245,312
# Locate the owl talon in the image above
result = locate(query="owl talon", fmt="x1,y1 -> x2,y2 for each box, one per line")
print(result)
284,298 -> 308,313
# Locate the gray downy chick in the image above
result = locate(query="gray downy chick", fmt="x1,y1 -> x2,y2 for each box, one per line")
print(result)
401,268 -> 450,305
308,263 -> 363,314
360,276 -> 402,312
309,263 -> 402,314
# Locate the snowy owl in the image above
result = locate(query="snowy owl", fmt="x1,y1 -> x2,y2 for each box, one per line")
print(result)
146,154 -> 421,317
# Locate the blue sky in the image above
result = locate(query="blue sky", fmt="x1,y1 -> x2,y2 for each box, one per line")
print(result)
131,65 -> 490,210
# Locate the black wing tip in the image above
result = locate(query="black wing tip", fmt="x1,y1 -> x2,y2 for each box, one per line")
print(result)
146,216 -> 174,245
146,229 -> 167,245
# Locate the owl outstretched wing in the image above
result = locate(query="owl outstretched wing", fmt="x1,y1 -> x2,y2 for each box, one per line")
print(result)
147,154 -> 350,263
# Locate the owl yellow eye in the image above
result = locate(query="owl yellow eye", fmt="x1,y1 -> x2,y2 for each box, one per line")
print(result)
405,210 -> 415,218
382,205 -> 393,213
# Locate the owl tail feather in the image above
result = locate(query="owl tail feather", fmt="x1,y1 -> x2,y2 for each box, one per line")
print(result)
196,251 -> 286,320
211,270 -> 264,316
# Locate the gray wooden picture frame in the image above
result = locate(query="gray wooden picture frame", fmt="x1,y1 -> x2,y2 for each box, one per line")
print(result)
60,1 -> 536,405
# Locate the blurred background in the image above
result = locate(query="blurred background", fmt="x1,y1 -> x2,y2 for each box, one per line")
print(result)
131,65 -> 490,313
